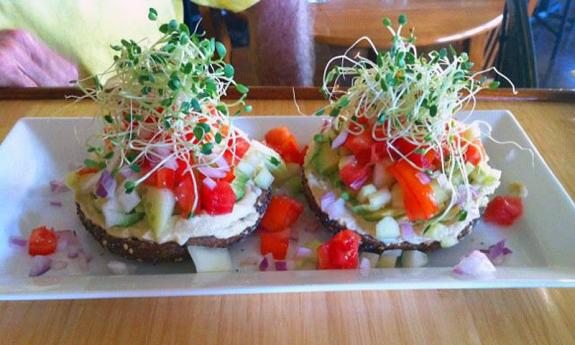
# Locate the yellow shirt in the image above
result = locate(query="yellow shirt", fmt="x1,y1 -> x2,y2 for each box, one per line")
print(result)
0,0 -> 182,77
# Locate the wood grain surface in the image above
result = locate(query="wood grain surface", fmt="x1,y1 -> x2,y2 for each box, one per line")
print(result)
0,93 -> 574,344
311,0 -> 505,48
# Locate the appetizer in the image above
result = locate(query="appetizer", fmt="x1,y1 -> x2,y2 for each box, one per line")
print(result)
67,11 -> 284,263
303,16 -> 509,253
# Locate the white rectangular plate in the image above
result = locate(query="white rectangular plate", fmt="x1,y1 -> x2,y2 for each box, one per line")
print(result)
0,111 -> 574,300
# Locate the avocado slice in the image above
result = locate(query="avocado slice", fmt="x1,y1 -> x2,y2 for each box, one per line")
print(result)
313,143 -> 340,176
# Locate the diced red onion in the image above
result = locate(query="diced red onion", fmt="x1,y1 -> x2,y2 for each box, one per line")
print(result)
49,180 -> 70,194
49,201 -> 63,207
416,172 -> 432,185
198,166 -> 227,179
373,162 -> 386,188
349,175 -> 369,191
296,246 -> 313,258
275,261 -> 288,271
399,222 -> 416,241
456,185 -> 480,207
56,230 -> 82,258
453,250 -> 496,276
9,236 -> 27,247
480,240 -> 512,265
359,257 -> 371,270
119,165 -> 136,179
437,173 -> 449,189
320,192 -> 336,211
29,256 -> 52,277
163,156 -> 178,170
96,170 -> 116,198
52,260 -> 68,271
259,254 -> 274,272
107,260 -> 129,275
202,176 -> 217,190
331,130 -> 349,149
326,198 -> 346,219
215,156 -> 230,171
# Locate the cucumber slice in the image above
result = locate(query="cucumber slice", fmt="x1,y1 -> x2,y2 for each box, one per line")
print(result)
368,189 -> 391,209
187,246 -> 233,272
143,187 -> 176,237
231,171 -> 250,200
401,251 -> 428,268
236,160 -> 256,178
116,212 -> 145,227
314,143 -> 339,175
101,198 -> 145,228
254,167 -> 274,189
376,249 -> 402,268
357,184 -> 377,203
375,216 -> 401,240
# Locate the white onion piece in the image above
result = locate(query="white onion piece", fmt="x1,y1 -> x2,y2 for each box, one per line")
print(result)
331,130 -> 349,149
163,156 -> 178,170
215,156 -> 230,171
29,256 -> 52,277
326,198 -> 346,219
202,176 -> 217,190
416,172 -> 432,185
296,246 -> 313,258
107,261 -> 129,275
359,257 -> 371,270
198,166 -> 227,179
399,222 -> 416,241
49,180 -> 70,194
119,165 -> 136,179
453,250 -> 496,276
320,192 -> 336,211
437,173 -> 449,189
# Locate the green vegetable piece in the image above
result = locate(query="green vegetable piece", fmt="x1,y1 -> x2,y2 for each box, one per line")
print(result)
236,83 -> 249,94
224,64 -> 234,78
215,41 -> 227,59
148,8 -> 158,21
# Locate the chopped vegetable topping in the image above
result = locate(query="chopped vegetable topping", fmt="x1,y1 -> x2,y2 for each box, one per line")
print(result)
484,195 -> 523,226
28,226 -> 58,256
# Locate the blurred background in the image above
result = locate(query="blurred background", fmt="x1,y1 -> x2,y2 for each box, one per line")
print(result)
0,0 -> 572,89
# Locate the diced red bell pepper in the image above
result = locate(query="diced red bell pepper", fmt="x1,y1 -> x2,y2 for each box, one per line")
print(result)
484,195 -> 523,226
260,227 -> 291,260
408,149 -> 439,170
200,180 -> 236,215
260,196 -> 304,232
174,174 -> 197,218
28,226 -> 58,256
339,161 -> 372,191
317,230 -> 361,269
387,160 -> 439,221
76,167 -> 99,176
264,127 -> 302,164
389,138 -> 418,159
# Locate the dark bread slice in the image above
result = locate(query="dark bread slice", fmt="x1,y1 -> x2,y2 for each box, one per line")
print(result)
302,172 -> 474,253
77,187 -> 272,263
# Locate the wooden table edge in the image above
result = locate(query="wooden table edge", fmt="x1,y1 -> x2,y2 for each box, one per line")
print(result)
0,87 -> 574,102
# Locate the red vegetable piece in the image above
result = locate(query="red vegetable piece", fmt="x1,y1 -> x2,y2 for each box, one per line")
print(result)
155,167 -> 175,189
339,161 -> 372,191
200,180 -> 236,215
174,174 -> 197,218
264,127 -> 302,164
343,130 -> 373,164
317,230 -> 361,269
260,196 -> 304,232
260,227 -> 291,260
463,140 -> 484,166
484,196 -> 523,226
28,226 -> 58,256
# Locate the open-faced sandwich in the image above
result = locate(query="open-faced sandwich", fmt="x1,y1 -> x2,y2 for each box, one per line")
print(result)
303,16 -> 507,253
66,11 -> 284,263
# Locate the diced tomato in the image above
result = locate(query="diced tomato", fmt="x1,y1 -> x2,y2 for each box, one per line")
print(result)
260,196 -> 304,232
233,136 -> 251,159
343,130 -> 373,164
200,180 -> 236,215
339,161 -> 372,191
463,140 -> 484,166
371,142 -> 390,162
260,227 -> 291,260
484,196 -> 523,226
317,230 -> 361,269
155,167 -> 175,189
222,166 -> 235,182
174,174 -> 197,218
408,149 -> 439,170
389,138 -> 418,159
76,167 -> 99,176
264,127 -> 302,164
387,160 -> 439,221
28,226 -> 58,256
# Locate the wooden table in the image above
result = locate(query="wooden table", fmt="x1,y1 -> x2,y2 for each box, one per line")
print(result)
0,88 -> 574,344
311,0 -> 505,48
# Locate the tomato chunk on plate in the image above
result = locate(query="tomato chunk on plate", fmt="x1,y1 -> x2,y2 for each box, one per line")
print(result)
317,230 -> 361,269
484,195 -> 523,226
28,226 -> 58,256
200,180 -> 236,215
260,227 -> 291,260
260,196 -> 303,232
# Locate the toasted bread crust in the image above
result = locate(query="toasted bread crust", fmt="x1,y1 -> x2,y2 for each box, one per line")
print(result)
302,172 -> 474,253
77,187 -> 272,263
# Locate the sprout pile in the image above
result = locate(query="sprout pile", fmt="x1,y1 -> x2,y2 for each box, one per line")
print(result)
316,15 -> 517,221
76,9 -> 251,213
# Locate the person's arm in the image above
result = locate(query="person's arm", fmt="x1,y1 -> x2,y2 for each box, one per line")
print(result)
0,29 -> 78,87
246,0 -> 314,86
